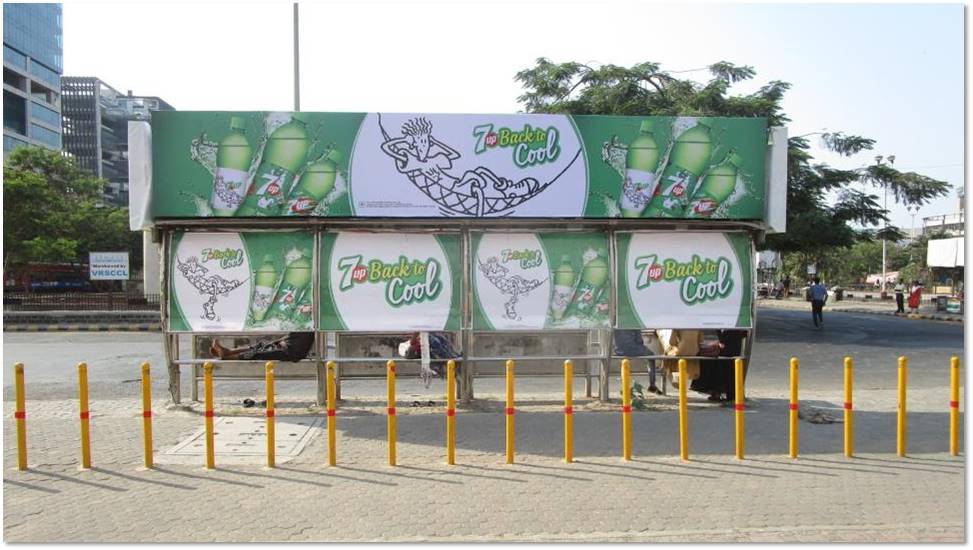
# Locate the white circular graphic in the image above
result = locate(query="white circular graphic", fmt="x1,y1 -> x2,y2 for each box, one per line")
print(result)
474,233 -> 552,329
625,232 -> 744,328
172,233 -> 252,331
329,232 -> 453,331
349,113 -> 587,217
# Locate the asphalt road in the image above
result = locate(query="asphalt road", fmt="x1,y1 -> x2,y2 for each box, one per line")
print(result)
2,308 -> 964,401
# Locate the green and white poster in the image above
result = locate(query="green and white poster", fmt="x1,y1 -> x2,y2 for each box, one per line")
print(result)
319,232 -> 461,331
472,232 -> 611,330
615,232 -> 753,329
168,231 -> 314,332
150,112 -> 767,221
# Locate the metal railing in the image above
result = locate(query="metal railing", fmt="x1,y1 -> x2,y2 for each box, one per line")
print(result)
3,292 -> 161,311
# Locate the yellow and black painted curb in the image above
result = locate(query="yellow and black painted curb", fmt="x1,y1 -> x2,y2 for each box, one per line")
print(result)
4,324 -> 161,332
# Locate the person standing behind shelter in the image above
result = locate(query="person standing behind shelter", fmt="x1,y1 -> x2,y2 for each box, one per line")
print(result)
809,277 -> 828,329
894,280 -> 906,314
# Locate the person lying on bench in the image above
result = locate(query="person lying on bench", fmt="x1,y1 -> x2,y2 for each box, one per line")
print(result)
209,332 -> 315,362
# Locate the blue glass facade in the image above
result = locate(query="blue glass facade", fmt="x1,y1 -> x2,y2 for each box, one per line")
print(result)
3,3 -> 63,154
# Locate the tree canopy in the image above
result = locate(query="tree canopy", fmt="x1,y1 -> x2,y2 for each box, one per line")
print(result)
3,146 -> 141,274
514,58 -> 951,260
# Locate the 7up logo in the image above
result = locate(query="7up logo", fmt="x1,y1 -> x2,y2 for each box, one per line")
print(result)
336,254 -> 443,307
635,254 -> 734,306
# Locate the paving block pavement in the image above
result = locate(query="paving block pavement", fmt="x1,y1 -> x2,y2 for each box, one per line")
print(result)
3,389 -> 965,542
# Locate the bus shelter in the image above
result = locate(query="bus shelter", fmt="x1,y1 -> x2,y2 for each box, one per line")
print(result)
129,111 -> 788,404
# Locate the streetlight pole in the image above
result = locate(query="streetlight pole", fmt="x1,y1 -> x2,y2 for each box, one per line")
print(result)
876,154 -> 895,298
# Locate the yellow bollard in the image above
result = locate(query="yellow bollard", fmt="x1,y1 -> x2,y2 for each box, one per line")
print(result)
446,360 -> 456,465
734,358 -> 745,460
78,362 -> 91,469
678,359 -> 689,461
564,360 -> 573,463
141,362 -> 153,469
326,361 -> 337,466
789,358 -> 799,459
505,359 -> 515,464
621,359 -> 632,461
844,357 -> 854,458
265,361 -> 275,468
897,356 -> 907,457
387,360 -> 397,466
14,363 -> 27,471
950,356 -> 960,456
203,361 -> 215,469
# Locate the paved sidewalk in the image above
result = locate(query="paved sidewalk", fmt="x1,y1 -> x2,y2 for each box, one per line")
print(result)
3,387 -> 965,542
758,297 -> 963,323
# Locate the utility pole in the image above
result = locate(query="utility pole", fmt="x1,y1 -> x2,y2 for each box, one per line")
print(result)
876,154 -> 895,298
293,3 -> 300,111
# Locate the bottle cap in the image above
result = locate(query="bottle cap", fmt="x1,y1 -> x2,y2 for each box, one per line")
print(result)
291,112 -> 311,124
639,120 -> 654,133
261,254 -> 275,264
230,116 -> 247,131
324,149 -> 343,164
561,255 -> 571,263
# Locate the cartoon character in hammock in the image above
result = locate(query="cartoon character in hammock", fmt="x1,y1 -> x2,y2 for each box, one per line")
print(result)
379,115 -> 554,217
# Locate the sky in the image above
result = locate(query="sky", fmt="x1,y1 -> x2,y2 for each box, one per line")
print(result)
61,1 -> 965,230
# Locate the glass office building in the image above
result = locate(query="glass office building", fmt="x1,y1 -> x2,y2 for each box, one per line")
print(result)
3,3 -> 63,155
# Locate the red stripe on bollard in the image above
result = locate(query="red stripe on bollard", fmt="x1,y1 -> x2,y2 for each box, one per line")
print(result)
14,411 -> 25,419
204,410 -> 214,418
734,404 -> 744,411
80,411 -> 90,420
844,402 -> 853,410
266,409 -> 275,418
387,407 -> 396,416
389,365 -> 396,373
621,405 -> 632,413
788,404 -> 798,411
327,409 -> 336,417
142,411 -> 152,418
564,406 -> 573,415
950,401 -> 960,408
505,407 -> 515,415
446,409 -> 456,417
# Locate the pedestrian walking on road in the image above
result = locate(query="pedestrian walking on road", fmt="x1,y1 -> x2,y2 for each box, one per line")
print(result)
894,280 -> 906,314
908,280 -> 923,313
783,275 -> 791,298
809,277 -> 828,328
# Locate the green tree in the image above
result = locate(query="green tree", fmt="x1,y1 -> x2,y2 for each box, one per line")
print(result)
514,58 -> 950,260
3,146 -> 140,275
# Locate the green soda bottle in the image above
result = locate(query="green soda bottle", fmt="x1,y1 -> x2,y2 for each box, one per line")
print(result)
685,149 -> 743,218
211,116 -> 252,216
251,255 -> 280,322
238,112 -> 311,216
644,119 -> 713,218
285,149 -> 341,216
570,249 -> 609,315
619,120 -> 661,218
549,256 -> 576,321
270,248 -> 312,319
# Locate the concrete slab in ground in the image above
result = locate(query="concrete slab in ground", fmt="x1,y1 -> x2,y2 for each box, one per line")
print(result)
159,416 -> 323,465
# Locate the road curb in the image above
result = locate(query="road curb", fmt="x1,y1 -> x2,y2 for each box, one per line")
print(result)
3,324 -> 161,332
759,302 -> 963,323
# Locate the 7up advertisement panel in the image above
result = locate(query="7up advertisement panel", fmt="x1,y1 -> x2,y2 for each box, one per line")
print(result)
472,232 -> 611,330
319,232 -> 461,331
168,231 -> 314,332
615,232 -> 753,329
150,112 -> 767,221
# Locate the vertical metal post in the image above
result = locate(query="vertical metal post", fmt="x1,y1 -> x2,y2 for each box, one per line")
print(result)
446,360 -> 456,465
505,359 -> 515,464
564,360 -> 573,463
265,362 -> 276,468
621,359 -> 632,461
14,363 -> 27,470
293,3 -> 300,111
844,357 -> 854,458
678,359 -> 688,461
387,360 -> 396,466
734,358 -> 745,460
789,357 -> 799,459
141,362 -> 153,469
326,361 -> 337,466
461,229 -> 473,403
204,362 -> 215,469
78,362 -> 91,469
598,329 -> 610,402
897,356 -> 907,457
950,356 -> 960,456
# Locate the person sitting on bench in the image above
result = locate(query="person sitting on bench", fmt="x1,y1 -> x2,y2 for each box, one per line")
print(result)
209,332 -> 315,362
